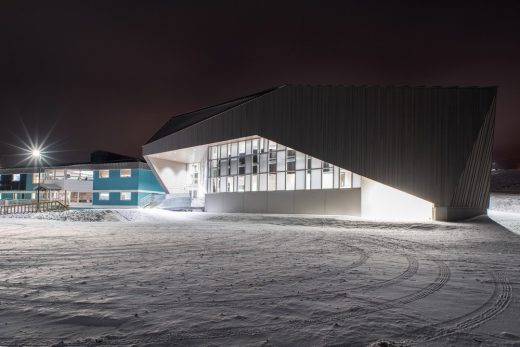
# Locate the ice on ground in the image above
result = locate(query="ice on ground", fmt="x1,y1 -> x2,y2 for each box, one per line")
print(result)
0,195 -> 519,346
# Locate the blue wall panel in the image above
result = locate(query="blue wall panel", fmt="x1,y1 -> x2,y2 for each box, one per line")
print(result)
93,169 -> 140,191
138,170 -> 163,192
93,192 -> 138,206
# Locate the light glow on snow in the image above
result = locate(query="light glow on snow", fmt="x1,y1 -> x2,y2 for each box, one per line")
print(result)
361,177 -> 433,221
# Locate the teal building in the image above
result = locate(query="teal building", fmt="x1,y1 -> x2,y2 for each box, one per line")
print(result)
0,151 -> 165,209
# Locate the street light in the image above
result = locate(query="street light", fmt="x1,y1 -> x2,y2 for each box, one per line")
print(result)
32,148 -> 42,211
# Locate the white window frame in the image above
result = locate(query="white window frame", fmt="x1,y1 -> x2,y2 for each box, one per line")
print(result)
99,192 -> 110,201
120,169 -> 132,178
99,170 -> 110,179
120,192 -> 132,201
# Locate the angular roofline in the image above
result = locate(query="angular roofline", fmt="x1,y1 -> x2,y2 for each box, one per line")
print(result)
144,84 -> 497,147
145,85 -> 287,144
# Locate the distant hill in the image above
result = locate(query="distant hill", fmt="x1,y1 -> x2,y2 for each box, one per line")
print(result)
491,170 -> 520,193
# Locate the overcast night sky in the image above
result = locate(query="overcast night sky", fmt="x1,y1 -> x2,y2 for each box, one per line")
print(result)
0,0 -> 519,167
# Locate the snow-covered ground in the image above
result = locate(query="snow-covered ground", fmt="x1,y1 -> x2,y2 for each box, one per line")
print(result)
0,195 -> 519,346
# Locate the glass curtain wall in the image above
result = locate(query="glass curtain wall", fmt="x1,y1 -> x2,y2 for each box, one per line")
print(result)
208,137 -> 361,193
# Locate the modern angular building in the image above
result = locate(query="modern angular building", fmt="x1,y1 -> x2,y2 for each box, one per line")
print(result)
143,85 -> 496,221
0,151 -> 164,209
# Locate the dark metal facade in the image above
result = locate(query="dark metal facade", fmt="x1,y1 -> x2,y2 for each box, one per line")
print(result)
144,85 -> 496,215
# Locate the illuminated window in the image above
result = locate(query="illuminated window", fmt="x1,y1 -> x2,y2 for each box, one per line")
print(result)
352,173 -> 361,188
286,172 -> 295,190
251,174 -> 258,191
99,192 -> 110,200
12,174 -> 20,182
120,192 -> 131,201
238,175 -> 245,192
210,146 -> 218,159
33,173 -> 40,184
120,169 -> 131,178
239,141 -> 246,155
99,170 -> 109,178
340,170 -> 352,188
227,177 -> 234,192
268,173 -> 276,191
206,136 -> 363,193
82,170 -> 94,181
276,172 -> 285,190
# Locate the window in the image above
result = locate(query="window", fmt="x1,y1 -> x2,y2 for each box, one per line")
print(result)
220,177 -> 227,192
99,170 -> 109,178
230,158 -> 238,175
296,170 -> 306,190
33,173 -> 40,184
251,174 -> 258,191
352,173 -> 361,188
322,163 -> 333,189
12,174 -> 20,182
259,173 -> 267,191
206,136 -> 362,193
276,172 -> 285,190
120,192 -> 131,201
260,153 -> 268,173
220,144 -> 229,158
286,172 -> 295,190
277,151 -> 286,171
245,175 -> 251,191
238,175 -> 245,192
211,160 -> 218,177
68,170 -> 81,180
296,152 -> 306,170
227,177 -> 234,192
231,142 -> 238,157
268,173 -> 276,191
211,178 -> 219,193
219,159 -> 228,176
311,169 -> 322,189
322,170 -> 333,189
340,170 -> 352,188
245,155 -> 252,174
210,146 -> 218,159
188,163 -> 199,185
120,169 -> 131,178
99,192 -> 110,200
82,170 -> 94,181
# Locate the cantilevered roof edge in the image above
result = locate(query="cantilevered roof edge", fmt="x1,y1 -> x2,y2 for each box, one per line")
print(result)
145,85 -> 286,145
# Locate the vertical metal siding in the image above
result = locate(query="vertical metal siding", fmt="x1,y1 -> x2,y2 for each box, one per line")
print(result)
143,85 -> 496,209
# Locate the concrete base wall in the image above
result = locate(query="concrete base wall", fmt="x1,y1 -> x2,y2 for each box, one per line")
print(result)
205,189 -> 361,216
433,207 -> 487,221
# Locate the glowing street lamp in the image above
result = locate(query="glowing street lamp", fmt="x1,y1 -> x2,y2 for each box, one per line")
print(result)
32,148 -> 42,211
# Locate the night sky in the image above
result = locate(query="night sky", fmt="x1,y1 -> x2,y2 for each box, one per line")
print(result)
1,0 -> 519,167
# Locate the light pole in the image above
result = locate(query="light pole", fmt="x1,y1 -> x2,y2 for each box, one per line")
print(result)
32,149 -> 41,211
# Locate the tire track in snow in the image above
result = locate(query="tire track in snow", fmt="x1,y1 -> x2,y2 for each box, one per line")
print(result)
412,271 -> 512,343
348,255 -> 419,292
160,260 -> 450,343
